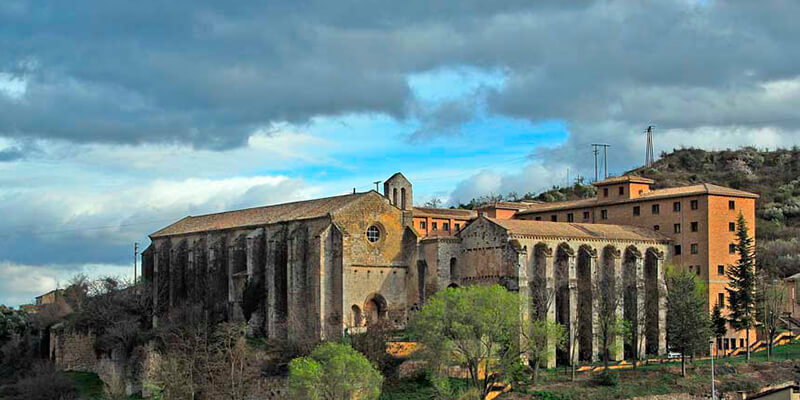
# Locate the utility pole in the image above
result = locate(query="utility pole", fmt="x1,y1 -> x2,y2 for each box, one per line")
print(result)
567,167 -> 570,188
134,242 -> 139,286
373,180 -> 381,192
592,143 -> 611,180
710,339 -> 716,400
645,126 -> 655,167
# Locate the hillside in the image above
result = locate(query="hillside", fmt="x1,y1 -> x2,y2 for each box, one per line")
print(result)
628,147 -> 800,277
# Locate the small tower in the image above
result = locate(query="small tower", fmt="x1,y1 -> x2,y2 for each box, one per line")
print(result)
383,172 -> 413,211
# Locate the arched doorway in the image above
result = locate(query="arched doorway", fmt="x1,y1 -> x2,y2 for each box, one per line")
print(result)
364,294 -> 388,326
352,305 -> 363,327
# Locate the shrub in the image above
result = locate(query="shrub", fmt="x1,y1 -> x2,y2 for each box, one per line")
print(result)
593,372 -> 619,387
289,342 -> 383,400
0,362 -> 78,400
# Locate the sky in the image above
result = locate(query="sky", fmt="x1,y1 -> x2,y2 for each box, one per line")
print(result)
2,0 -> 800,307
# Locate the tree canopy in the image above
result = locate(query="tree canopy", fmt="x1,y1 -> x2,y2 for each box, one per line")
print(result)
409,284 -> 520,398
288,342 -> 383,400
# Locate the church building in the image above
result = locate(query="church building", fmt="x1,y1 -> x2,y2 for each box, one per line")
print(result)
143,172 -> 675,367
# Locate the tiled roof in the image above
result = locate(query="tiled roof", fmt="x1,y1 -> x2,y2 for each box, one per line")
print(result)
593,175 -> 655,186
487,217 -> 670,242
151,192 -> 370,238
477,201 -> 544,210
412,207 -> 476,219
517,183 -> 759,214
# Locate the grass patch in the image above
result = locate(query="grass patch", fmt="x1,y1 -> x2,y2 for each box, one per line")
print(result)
65,371 -> 104,400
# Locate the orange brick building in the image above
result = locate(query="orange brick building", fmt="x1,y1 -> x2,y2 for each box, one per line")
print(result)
508,176 -> 758,354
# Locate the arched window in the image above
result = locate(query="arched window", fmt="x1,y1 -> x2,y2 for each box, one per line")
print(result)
392,188 -> 398,206
450,257 -> 458,281
352,305 -> 363,327
401,188 -> 407,209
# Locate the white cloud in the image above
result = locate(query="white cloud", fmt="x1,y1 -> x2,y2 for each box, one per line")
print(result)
0,261 -> 132,308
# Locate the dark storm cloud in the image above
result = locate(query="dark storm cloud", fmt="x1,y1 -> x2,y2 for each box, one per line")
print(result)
1,1 -> 799,150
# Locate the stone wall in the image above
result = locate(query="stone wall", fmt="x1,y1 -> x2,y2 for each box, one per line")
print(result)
51,329 -> 96,372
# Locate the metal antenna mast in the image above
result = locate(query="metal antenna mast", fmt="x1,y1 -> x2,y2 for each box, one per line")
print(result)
645,126 -> 655,167
592,143 -> 611,180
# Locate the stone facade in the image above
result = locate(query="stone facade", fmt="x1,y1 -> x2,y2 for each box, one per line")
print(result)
144,172 -> 672,366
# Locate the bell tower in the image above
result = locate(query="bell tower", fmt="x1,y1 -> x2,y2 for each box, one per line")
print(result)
383,172 -> 413,211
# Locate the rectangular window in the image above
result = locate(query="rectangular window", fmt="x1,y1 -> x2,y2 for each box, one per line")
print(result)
654,225 -> 660,231
675,245 -> 682,255
551,215 -> 558,222
691,200 -> 699,210
718,293 -> 725,307
601,209 -> 608,220
603,188 -> 609,197
443,222 -> 450,232
691,243 -> 698,254
535,217 -> 542,221
696,267 -> 701,276
420,221 -> 427,230
729,243 -> 736,254
583,211 -> 590,220
674,223 -> 681,233
567,213 -> 574,222
718,265 -> 725,275
729,200 -> 736,210
432,222 -> 438,231
673,201 -> 681,212
633,206 -> 640,216
652,204 -> 660,215
619,187 -> 624,195
729,222 -> 736,232
455,223 -> 461,231
691,221 -> 698,232
732,340 -> 737,350
740,339 -> 744,348
723,339 -> 729,350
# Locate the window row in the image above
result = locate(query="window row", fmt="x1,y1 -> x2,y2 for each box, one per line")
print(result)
673,243 -> 699,255
419,221 -> 461,232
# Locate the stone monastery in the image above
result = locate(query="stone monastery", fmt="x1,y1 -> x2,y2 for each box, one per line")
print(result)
143,172 -> 757,366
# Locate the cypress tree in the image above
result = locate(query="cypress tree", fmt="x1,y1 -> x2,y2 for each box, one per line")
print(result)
725,212 -> 756,361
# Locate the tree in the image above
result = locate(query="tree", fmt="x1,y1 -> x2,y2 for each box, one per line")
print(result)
522,319 -> 565,385
409,285 -> 520,398
524,270 -> 566,385
711,303 -> 727,356
726,213 -> 756,361
288,342 -> 382,400
756,276 -> 787,360
424,198 -> 443,208
666,271 -> 712,377
594,270 -> 624,372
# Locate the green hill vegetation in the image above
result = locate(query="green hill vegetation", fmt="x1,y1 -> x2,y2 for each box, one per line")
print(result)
629,147 -> 800,278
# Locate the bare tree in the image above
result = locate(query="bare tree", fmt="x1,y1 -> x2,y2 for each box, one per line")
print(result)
523,271 -> 566,385
756,274 -> 787,360
594,269 -> 623,372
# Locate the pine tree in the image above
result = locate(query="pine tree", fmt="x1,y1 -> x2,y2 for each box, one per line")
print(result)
711,302 -> 727,356
725,212 -> 756,361
667,271 -> 712,377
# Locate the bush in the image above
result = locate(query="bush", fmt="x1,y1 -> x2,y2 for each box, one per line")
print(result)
289,342 -> 383,400
593,372 -> 619,387
0,362 -> 78,400
531,390 -> 572,400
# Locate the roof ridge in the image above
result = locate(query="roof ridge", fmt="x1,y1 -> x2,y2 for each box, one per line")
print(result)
183,191 -> 366,220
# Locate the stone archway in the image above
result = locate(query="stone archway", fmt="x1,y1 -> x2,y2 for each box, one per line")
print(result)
623,245 -> 643,360
555,242 -> 574,365
364,293 -> 388,326
577,244 -> 596,362
352,305 -> 363,327
644,248 -> 660,355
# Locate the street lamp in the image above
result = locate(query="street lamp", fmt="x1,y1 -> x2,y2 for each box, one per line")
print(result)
710,339 -> 716,400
